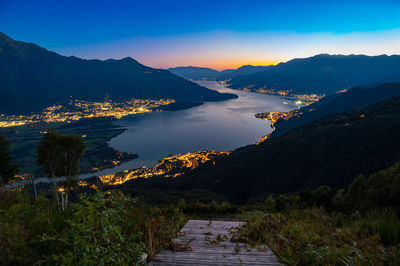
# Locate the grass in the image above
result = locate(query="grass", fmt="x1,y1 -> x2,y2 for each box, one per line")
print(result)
230,208 -> 400,265
2,184 -> 400,265
361,208 -> 400,245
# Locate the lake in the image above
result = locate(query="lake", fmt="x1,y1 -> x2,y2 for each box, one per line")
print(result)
96,80 -> 296,174
13,80 -> 297,185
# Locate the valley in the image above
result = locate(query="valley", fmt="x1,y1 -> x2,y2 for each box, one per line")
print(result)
2,5 -> 400,263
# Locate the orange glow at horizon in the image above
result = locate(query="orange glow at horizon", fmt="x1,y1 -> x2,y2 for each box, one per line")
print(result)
153,59 -> 282,71
54,29 -> 400,72
177,59 -> 281,71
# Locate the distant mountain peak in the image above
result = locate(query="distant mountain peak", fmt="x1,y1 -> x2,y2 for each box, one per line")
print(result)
228,53 -> 400,95
0,33 -> 236,114
169,65 -> 273,80
0,32 -> 12,40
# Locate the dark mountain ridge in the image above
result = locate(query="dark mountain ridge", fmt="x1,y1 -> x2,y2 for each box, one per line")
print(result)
167,66 -> 227,80
176,96 -> 400,202
271,82 -> 400,138
0,32 -> 236,114
168,65 -> 272,80
216,65 -> 273,81
228,54 -> 400,95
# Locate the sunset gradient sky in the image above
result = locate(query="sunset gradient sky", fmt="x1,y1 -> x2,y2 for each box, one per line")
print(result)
1,0 -> 400,70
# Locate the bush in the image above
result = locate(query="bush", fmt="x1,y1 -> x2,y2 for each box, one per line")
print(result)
0,189 -> 186,265
361,208 -> 400,245
40,191 -> 146,265
231,208 -> 400,265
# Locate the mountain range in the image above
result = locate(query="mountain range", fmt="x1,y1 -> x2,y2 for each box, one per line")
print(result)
228,54 -> 400,95
168,65 -> 272,81
0,32 -> 236,114
271,82 -> 400,138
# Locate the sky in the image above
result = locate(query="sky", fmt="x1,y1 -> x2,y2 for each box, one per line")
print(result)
1,0 -> 400,70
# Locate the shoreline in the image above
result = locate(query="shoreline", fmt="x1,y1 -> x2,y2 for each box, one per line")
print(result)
7,81 -> 296,188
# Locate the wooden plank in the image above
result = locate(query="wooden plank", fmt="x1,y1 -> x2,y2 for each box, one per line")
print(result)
149,219 -> 280,265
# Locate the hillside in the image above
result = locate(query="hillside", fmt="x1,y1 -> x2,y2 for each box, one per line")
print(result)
159,96 -> 400,202
167,66 -> 230,80
271,82 -> 400,137
228,54 -> 400,95
168,65 -> 271,81
216,65 -> 273,81
374,72 -> 400,84
0,32 -> 236,114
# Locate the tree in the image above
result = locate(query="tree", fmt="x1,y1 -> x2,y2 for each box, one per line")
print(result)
332,189 -> 348,211
38,130 -> 85,210
0,135 -> 19,187
390,174 -> 400,208
314,186 -> 335,207
58,134 -> 85,210
58,134 -> 85,178
264,195 -> 276,212
346,175 -> 366,210
38,129 -> 62,197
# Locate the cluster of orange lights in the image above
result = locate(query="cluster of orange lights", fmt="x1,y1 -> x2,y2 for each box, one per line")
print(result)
99,150 -> 230,185
0,98 -> 174,128
254,92 -> 322,144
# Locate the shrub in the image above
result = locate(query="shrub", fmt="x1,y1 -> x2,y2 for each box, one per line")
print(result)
40,191 -> 146,265
231,208 -> 400,265
361,208 -> 400,245
0,190 -> 186,265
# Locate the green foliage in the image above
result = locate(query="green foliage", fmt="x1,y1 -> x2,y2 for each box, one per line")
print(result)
0,189 -> 67,264
231,208 -> 400,265
347,175 -> 366,210
37,129 -> 62,178
0,135 -> 18,186
365,162 -> 400,208
0,189 -> 186,265
390,174 -> 400,207
313,185 -> 335,207
294,161 -> 400,214
42,191 -> 145,265
331,188 -> 347,210
179,200 -> 238,216
361,208 -> 400,245
129,204 -> 186,258
264,195 -> 276,212
38,129 -> 85,178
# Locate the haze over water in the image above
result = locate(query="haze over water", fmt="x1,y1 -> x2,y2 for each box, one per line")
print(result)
104,80 -> 296,172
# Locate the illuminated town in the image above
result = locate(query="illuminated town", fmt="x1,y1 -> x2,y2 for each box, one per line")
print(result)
99,150 -> 230,185
236,84 -> 323,106
0,98 -> 175,127
256,111 -> 300,129
253,111 -> 301,145
253,91 -> 322,144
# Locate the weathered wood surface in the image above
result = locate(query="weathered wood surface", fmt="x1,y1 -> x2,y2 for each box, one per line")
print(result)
149,219 -> 280,265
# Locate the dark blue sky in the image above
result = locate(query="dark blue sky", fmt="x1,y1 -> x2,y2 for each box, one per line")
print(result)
1,0 -> 400,69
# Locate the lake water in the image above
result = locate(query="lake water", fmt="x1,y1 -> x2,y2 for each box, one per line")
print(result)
99,80 -> 296,173
11,80 -> 297,186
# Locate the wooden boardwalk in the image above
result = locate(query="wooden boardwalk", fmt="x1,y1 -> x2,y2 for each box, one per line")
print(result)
149,220 -> 280,265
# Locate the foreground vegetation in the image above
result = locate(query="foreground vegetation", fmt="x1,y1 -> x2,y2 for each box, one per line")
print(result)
0,189 -> 186,265
1,116 -> 400,265
2,185 -> 399,265
232,208 -> 400,265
